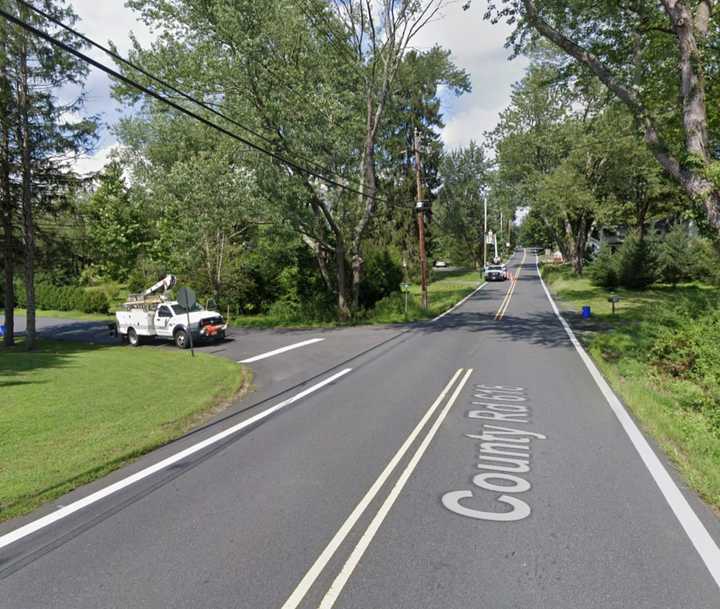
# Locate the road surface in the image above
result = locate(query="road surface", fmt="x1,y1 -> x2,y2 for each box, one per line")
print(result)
1,252 -> 719,609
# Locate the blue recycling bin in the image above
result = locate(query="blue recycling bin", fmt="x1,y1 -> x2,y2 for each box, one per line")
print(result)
581,305 -> 591,319
0,324 -> 4,337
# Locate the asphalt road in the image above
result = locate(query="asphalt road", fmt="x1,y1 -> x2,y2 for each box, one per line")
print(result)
1,252 -> 719,608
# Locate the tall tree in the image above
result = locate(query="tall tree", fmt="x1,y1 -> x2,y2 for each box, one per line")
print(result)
120,0 -> 463,319
328,0 -> 449,310
481,0 -> 720,233
433,142 -> 491,269
83,161 -> 148,281
0,5 -> 16,346
0,0 -> 96,348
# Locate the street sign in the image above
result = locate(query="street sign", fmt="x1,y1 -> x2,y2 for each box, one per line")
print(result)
400,283 -> 410,292
176,287 -> 197,357
177,287 -> 197,309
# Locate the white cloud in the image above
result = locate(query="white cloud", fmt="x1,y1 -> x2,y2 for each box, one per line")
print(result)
72,2 -> 155,56
412,3 -> 528,148
59,3 -> 154,168
72,143 -> 122,176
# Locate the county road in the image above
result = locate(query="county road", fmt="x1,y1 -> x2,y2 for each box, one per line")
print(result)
1,252 -> 719,609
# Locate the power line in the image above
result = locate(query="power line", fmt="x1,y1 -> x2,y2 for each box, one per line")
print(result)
14,0 -> 375,196
0,4 -> 385,204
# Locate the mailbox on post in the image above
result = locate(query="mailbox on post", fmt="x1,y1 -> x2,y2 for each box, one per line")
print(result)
608,295 -> 621,315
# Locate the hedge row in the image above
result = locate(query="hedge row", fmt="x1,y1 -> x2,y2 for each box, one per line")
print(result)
14,283 -> 109,314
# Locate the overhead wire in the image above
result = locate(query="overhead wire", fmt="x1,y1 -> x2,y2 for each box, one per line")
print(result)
0,3 -> 389,204
14,0 -> 377,196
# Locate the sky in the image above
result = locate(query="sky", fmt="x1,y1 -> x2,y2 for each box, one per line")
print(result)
68,1 -> 527,173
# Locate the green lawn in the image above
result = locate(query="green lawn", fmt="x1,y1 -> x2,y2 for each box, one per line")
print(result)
542,265 -> 720,511
231,268 -> 483,328
370,268 -> 482,324
13,307 -> 114,322
0,340 -> 250,522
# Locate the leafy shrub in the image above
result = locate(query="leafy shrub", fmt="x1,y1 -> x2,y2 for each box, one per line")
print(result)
616,231 -> 658,290
539,263 -> 574,285
368,291 -> 424,323
13,282 -> 110,314
648,304 -> 720,432
79,290 -> 110,314
588,246 -> 619,288
688,237 -> 720,285
359,249 -> 404,310
657,225 -> 692,286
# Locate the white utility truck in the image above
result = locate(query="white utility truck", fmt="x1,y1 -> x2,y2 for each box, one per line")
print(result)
116,275 -> 227,349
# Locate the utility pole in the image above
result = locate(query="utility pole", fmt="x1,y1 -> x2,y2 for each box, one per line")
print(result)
483,195 -> 488,270
414,128 -> 428,310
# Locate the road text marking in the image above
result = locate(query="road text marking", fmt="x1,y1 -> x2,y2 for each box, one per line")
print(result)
0,368 -> 352,551
238,338 -> 324,363
442,384 -> 546,522
318,369 -> 474,609
536,255 -> 720,589
280,369 -> 466,609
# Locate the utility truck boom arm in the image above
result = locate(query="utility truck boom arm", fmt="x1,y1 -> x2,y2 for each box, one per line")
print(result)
144,275 -> 176,297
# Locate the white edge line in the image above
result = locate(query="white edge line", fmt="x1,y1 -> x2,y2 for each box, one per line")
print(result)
318,368 -> 474,609
239,338 -> 325,363
535,255 -> 720,589
0,367 -> 353,551
432,283 -> 487,322
279,368 -> 465,609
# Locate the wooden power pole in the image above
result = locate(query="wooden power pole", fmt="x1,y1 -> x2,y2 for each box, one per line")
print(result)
414,128 -> 428,310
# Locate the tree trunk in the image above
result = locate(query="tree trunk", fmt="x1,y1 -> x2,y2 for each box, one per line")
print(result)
18,36 -> 35,349
335,241 -> 350,321
566,215 -> 590,275
1,24 -> 13,346
351,96 -> 379,313
1,112 -> 13,346
301,235 -> 333,293
2,191 -> 13,348
351,254 -> 363,313
521,0 -> 720,233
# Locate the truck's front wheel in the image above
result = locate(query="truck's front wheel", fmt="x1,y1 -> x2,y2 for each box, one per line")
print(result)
174,329 -> 190,349
127,328 -> 141,347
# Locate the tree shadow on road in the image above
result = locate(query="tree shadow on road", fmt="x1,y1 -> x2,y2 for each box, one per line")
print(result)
414,309 -> 573,349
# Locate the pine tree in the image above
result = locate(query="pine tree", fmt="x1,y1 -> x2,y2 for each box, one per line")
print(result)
0,0 -> 96,348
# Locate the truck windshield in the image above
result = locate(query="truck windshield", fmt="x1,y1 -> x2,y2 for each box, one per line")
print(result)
172,303 -> 202,315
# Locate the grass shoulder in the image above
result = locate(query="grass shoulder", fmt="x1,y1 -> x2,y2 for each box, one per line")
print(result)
541,264 -> 720,512
12,307 -> 114,322
0,339 -> 250,522
231,268 -> 483,328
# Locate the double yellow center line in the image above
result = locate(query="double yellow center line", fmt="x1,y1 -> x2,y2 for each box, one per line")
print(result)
495,249 -> 527,320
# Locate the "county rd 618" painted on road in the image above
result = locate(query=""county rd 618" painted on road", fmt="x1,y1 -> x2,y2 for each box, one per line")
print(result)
441,384 -> 546,522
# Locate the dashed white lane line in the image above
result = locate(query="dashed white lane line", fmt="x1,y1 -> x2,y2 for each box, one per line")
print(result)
536,255 -> 720,590
0,368 -> 352,551
280,369 -> 466,609
317,368 -> 474,609
238,338 -> 325,363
